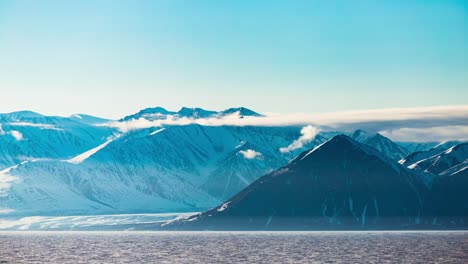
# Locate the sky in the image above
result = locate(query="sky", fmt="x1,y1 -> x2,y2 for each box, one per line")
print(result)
0,0 -> 467,119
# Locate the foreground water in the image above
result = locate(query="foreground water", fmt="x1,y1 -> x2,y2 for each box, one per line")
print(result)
0,231 -> 467,263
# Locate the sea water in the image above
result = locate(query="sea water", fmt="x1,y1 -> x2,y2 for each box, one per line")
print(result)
0,231 -> 466,263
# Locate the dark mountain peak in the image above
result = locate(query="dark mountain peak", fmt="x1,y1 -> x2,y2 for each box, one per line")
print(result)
292,134 -> 393,169
350,129 -> 373,142
220,107 -> 262,117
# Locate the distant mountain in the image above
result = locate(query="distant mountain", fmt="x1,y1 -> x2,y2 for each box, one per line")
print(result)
350,130 -> 409,161
397,142 -> 439,153
400,141 -> 461,167
219,107 -> 263,117
170,135 -> 428,230
120,106 -> 262,121
120,107 -> 176,121
68,114 -> 112,125
407,143 -> 468,175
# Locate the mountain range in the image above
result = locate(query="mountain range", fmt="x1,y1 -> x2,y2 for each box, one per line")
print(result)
0,107 -> 466,230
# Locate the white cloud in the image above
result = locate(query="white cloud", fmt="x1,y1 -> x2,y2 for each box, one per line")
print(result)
0,208 -> 14,214
280,125 -> 320,153
98,105 -> 468,142
380,126 -> 468,142
8,122 -> 62,130
102,105 -> 468,132
9,130 -> 23,141
239,149 -> 262,159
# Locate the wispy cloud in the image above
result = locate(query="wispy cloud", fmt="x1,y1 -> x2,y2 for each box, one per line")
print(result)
239,149 -> 262,159
8,122 -> 62,130
280,125 -> 320,153
380,126 -> 468,142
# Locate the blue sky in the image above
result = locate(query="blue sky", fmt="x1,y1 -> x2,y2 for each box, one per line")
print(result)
0,0 -> 467,118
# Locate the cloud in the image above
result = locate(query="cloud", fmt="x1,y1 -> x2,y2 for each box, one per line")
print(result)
0,208 -> 14,214
99,105 -> 468,141
280,125 -> 320,153
380,126 -> 468,142
8,122 -> 62,130
102,105 -> 468,131
9,131 -> 23,141
0,126 -> 25,141
239,149 -> 262,159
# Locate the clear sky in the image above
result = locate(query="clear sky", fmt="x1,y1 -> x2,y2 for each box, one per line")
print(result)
0,0 -> 467,119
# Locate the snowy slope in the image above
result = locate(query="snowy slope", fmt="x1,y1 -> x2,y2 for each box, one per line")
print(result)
400,141 -> 461,166
1,123 -> 331,216
406,143 -> 468,175
0,111 -> 115,170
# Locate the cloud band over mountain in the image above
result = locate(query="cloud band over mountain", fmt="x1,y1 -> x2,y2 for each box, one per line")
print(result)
102,105 -> 468,142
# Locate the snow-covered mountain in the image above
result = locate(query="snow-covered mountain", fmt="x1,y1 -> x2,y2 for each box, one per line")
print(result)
399,141 -> 461,167
1,107 -> 464,221
350,130 -> 410,160
0,111 -> 115,170
406,142 -> 468,175
0,121 -> 329,216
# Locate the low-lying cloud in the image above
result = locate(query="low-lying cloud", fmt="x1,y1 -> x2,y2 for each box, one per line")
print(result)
239,149 -> 262,159
8,122 -> 62,130
380,126 -> 468,142
9,131 -> 24,141
0,126 -> 24,141
280,125 -> 320,153
100,105 -> 468,142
